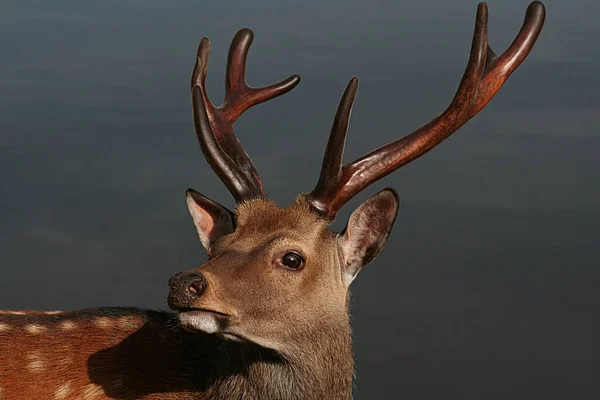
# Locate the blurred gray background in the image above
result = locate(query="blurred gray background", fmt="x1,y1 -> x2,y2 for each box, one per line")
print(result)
1,0 -> 598,398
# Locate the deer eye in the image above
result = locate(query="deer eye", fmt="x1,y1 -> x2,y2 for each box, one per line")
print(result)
280,252 -> 304,270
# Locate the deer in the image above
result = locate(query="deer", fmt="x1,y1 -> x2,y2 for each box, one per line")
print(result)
0,2 -> 545,399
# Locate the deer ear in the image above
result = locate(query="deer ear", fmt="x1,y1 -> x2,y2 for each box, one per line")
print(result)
339,188 -> 399,285
186,189 -> 235,252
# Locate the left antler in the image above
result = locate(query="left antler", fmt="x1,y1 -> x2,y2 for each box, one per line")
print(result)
307,1 -> 546,219
191,29 -> 300,202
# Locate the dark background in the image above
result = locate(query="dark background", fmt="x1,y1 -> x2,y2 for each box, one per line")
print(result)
1,0 -> 598,398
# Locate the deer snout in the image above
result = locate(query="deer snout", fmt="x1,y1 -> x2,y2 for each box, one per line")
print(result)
167,272 -> 206,310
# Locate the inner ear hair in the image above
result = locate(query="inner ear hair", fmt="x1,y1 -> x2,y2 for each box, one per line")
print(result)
341,188 -> 399,277
186,189 -> 235,252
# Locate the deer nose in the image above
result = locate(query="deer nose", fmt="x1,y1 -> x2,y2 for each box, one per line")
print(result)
167,273 -> 206,310
185,274 -> 205,297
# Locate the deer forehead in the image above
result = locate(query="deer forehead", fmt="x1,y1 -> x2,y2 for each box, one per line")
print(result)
232,198 -> 331,243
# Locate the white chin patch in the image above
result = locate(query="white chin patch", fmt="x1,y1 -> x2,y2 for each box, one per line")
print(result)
179,311 -> 219,334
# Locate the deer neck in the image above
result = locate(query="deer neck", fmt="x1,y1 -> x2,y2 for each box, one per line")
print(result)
199,318 -> 354,400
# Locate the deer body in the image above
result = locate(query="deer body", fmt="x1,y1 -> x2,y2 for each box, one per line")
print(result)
1,308 -> 201,400
0,3 -> 545,399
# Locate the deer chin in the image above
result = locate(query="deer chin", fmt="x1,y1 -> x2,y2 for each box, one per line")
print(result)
178,310 -> 284,350
178,309 -> 230,335
178,309 -> 248,343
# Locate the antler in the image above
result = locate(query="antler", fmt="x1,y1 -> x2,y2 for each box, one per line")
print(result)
308,1 -> 546,219
191,29 -> 301,202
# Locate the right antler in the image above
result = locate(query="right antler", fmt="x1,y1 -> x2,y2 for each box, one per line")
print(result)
308,1 -> 546,219
191,29 -> 300,203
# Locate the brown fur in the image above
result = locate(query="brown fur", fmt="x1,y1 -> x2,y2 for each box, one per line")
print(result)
1,196 -> 392,399
0,308 -> 354,400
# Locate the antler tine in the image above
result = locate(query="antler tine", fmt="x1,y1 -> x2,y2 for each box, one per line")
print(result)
224,29 -> 301,121
310,77 -> 359,207
191,29 -> 301,203
472,1 -> 546,115
308,1 -> 545,219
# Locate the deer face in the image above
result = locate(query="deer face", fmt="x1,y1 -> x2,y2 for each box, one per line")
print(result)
168,190 -> 399,352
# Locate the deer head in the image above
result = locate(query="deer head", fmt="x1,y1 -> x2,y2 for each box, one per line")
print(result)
167,1 -> 546,362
